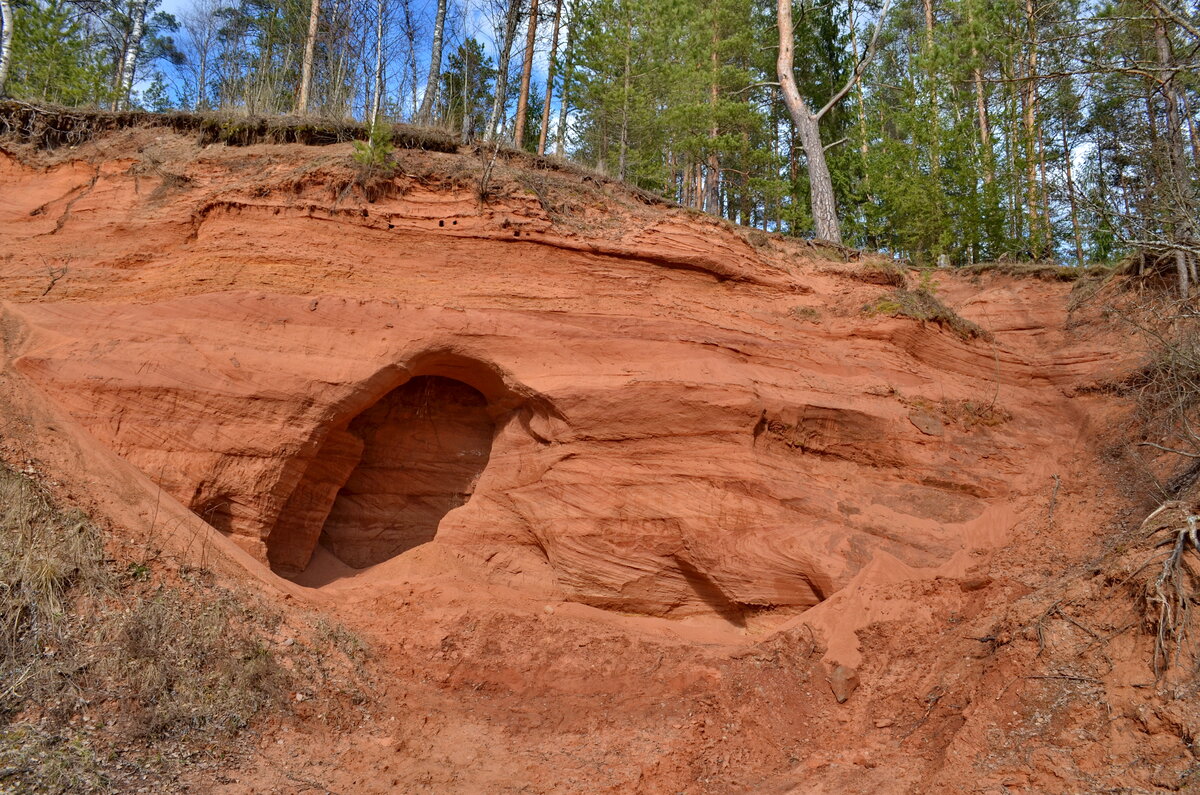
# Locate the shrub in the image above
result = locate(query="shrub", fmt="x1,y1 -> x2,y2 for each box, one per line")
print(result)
351,121 -> 396,177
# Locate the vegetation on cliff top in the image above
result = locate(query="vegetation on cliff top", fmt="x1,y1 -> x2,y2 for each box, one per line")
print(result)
0,0 -> 1194,275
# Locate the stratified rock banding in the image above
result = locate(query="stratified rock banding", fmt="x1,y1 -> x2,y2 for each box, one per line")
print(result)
0,143 -> 1122,619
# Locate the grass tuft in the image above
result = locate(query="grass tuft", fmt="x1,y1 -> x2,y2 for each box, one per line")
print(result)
850,260 -> 909,288
865,287 -> 990,341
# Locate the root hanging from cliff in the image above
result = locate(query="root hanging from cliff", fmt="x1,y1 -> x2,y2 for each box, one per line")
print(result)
1136,505 -> 1200,679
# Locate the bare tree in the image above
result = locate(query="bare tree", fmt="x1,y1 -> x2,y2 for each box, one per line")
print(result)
370,0 -> 387,120
776,0 -> 891,243
297,0 -> 321,113
485,0 -> 521,140
1150,0 -> 1196,296
553,0 -> 576,156
536,0 -> 563,155
512,0 -> 539,145
179,0 -> 226,110
0,0 -> 12,97
394,0 -> 423,117
416,0 -> 447,123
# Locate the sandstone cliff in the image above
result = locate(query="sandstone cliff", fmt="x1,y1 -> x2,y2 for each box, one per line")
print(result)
1,116 -> 1187,794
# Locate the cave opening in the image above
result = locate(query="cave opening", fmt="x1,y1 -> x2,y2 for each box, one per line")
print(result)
320,375 -> 495,568
269,374 -> 496,580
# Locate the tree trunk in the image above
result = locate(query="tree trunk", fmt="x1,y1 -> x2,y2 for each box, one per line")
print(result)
297,0 -> 321,114
776,0 -> 840,243
513,0 -> 540,146
416,0 -> 447,124
1153,8 -> 1193,296
847,0 -> 870,172
923,0 -> 939,176
1038,124 -> 1051,246
486,0 -> 522,140
554,0 -> 577,156
1181,90 -> 1200,169
1022,0 -> 1042,256
972,64 -> 991,183
117,0 -> 149,110
1061,123 -> 1084,267
196,41 -> 209,110
617,25 -> 630,181
964,1 -> 991,185
370,0 -> 385,121
0,0 -> 13,98
705,22 -> 720,214
537,0 -> 563,155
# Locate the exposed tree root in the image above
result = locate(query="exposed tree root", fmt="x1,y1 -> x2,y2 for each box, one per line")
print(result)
1139,504 -> 1200,678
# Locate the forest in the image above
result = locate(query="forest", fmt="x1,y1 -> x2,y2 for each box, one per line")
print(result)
0,0 -> 1196,276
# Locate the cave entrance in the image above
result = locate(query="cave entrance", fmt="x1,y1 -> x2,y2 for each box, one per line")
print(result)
313,375 -> 495,571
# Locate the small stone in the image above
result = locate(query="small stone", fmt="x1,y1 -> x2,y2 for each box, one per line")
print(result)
874,718 -> 894,728
959,576 -> 991,592
827,664 -> 860,704
908,410 -> 944,437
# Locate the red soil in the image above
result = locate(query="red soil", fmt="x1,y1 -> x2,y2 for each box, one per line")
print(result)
0,127 -> 1191,793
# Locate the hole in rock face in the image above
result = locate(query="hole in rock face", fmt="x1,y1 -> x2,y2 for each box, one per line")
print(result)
199,498 -> 234,535
316,375 -> 495,569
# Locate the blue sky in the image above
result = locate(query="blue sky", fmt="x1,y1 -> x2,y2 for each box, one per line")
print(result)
153,0 -> 562,119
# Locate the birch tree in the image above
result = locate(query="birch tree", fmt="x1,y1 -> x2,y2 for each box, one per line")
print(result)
485,0 -> 521,139
369,0 -> 385,121
116,0 -> 149,109
0,0 -> 13,97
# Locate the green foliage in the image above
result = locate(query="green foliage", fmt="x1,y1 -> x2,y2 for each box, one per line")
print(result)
352,120 -> 396,174
567,0 -> 786,222
6,0 -> 112,106
438,38 -> 497,141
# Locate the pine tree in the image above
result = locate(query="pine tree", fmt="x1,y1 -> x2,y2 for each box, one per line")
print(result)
7,0 -> 110,104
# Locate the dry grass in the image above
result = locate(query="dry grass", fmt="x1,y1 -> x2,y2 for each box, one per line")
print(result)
1095,296 -> 1200,682
903,396 -> 1011,428
864,287 -> 990,341
0,464 -> 370,792
0,469 -> 109,716
1110,298 -> 1200,465
849,260 -> 909,288
959,261 -> 1090,282
789,305 -> 822,324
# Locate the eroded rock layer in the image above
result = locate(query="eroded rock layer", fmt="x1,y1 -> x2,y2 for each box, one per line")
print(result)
0,139 -> 1122,617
